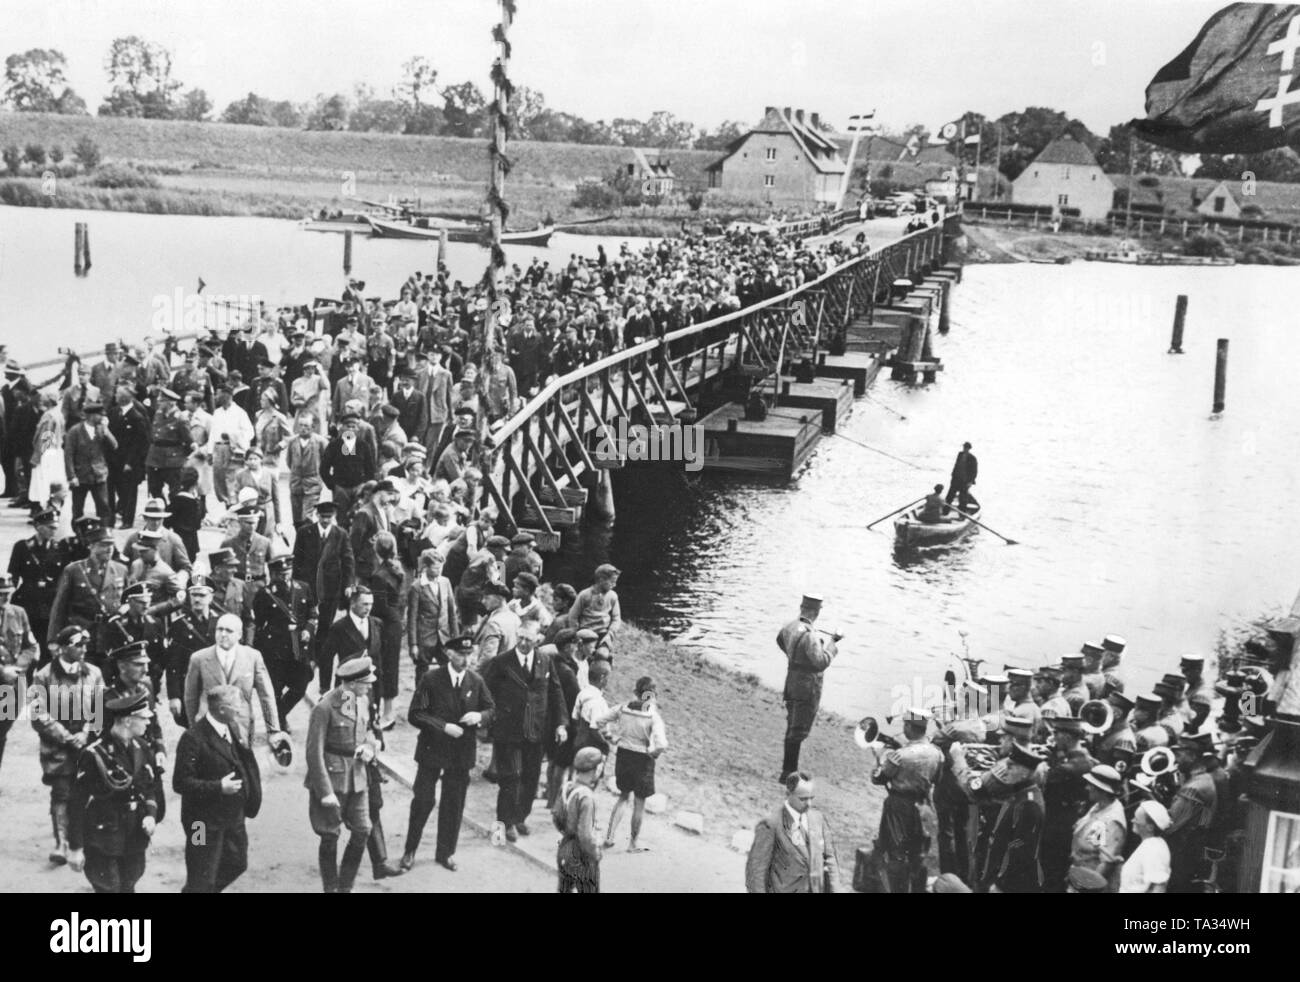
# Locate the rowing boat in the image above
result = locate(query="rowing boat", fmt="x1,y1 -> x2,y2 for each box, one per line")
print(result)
365,215 -> 555,247
893,506 -> 978,548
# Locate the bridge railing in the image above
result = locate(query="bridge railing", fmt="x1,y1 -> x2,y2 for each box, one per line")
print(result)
481,217 -> 955,539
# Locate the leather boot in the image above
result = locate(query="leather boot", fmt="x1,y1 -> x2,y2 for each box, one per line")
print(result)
780,738 -> 802,784
49,804 -> 69,866
367,816 -> 404,879
318,835 -> 339,894
337,836 -> 367,893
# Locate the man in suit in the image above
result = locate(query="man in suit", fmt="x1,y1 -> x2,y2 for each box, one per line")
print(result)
745,771 -> 841,893
305,655 -> 380,893
390,370 -> 428,446
64,403 -> 118,523
350,480 -> 396,588
945,441 -> 979,513
183,613 -> 287,752
481,627 -> 568,841
285,413 -> 328,525
106,385 -> 149,529
319,585 -> 383,693
401,635 -> 494,871
292,500 -> 355,692
173,684 -> 263,892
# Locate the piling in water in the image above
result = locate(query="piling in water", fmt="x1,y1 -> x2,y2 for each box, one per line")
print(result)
1213,338 -> 1229,414
1170,294 -> 1187,354
343,230 -> 353,275
438,229 -> 447,265
74,222 -> 85,275
938,287 -> 950,335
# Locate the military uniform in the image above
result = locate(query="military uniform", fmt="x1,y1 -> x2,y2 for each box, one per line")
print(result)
776,603 -> 837,780
164,606 -> 220,726
30,634 -> 104,866
47,556 -> 129,667
1070,796 -> 1127,892
948,743 -> 1046,893
1096,723 -> 1139,769
67,706 -> 163,893
7,524 -> 64,665
933,718 -> 986,883
1167,766 -> 1218,893
1040,726 -> 1098,892
144,403 -> 194,500
102,608 -> 166,692
872,730 -> 943,892
305,659 -> 379,893
0,590 -> 39,773
253,568 -> 317,726
1061,680 -> 1089,715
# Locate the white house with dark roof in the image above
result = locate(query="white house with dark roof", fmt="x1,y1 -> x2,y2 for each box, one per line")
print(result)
1011,133 -> 1114,220
1196,180 -> 1242,220
625,148 -> 676,196
705,106 -> 846,205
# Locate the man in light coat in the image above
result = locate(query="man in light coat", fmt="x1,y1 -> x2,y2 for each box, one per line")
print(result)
183,612 -> 286,748
745,771 -> 840,893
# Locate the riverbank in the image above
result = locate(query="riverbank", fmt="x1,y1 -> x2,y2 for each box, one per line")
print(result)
960,217 -> 1300,265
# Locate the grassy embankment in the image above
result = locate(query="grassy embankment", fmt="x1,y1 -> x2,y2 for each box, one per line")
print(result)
0,111 -> 764,235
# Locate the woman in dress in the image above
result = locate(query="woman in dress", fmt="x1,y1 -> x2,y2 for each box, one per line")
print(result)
27,393 -> 66,512
229,444 -> 281,538
166,465 -> 206,562
370,531 -> 406,730
254,389 -> 293,470
1119,800 -> 1171,894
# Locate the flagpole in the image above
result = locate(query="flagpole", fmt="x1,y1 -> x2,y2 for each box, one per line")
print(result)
1125,130 -> 1135,237
972,114 -> 982,198
994,121 -> 1002,200
838,128 -> 863,211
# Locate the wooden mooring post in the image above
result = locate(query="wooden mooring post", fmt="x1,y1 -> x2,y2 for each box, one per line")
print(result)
73,221 -> 91,275
343,230 -> 354,275
1169,294 -> 1187,354
1213,338 -> 1229,414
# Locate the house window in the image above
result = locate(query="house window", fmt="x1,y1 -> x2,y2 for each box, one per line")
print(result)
1261,811 -> 1300,892
765,148 -> 777,162
1057,194 -> 1069,207
764,175 -> 775,188
1214,197 -> 1225,213
1033,170 -> 1039,178
1092,174 -> 1097,181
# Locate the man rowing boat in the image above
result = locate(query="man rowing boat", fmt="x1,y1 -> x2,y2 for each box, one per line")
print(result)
919,484 -> 946,524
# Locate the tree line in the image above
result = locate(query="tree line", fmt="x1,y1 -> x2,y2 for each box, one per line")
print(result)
2,41 -> 749,149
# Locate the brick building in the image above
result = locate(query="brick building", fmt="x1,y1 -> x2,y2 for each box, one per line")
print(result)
705,106 -> 846,205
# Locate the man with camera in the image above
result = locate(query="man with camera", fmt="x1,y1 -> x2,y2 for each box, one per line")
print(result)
776,593 -> 840,784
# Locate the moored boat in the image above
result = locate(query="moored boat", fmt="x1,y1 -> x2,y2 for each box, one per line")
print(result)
366,215 -> 555,247
300,211 -> 377,233
893,506 -> 978,548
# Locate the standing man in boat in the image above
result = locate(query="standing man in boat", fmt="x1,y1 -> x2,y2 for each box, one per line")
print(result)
777,594 -> 840,784
944,442 -> 979,513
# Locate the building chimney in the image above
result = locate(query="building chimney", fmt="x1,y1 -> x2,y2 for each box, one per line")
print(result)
783,106 -> 793,121
810,112 -> 821,129
764,105 -> 777,118
795,109 -> 805,126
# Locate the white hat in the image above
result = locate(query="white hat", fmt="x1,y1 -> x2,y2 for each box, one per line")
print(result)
1135,799 -> 1171,831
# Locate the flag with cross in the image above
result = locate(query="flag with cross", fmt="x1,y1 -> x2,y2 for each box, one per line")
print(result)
1132,2 -> 1300,153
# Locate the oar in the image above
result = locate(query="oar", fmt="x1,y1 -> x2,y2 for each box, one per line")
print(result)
946,503 -> 1020,546
865,496 -> 926,530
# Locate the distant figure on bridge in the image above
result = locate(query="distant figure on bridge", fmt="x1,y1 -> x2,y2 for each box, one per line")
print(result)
920,484 -> 946,524
945,442 -> 979,513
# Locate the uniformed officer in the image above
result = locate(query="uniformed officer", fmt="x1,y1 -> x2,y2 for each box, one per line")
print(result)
7,509 -> 65,669
103,639 -> 167,765
1094,691 -> 1138,772
1179,654 -> 1212,733
1101,634 -> 1127,692
1002,667 -> 1043,740
1034,665 -> 1072,726
253,555 -> 317,728
870,707 -> 943,892
931,709 -> 986,882
205,548 -> 250,637
1040,716 -> 1098,892
144,386 -> 194,501
1132,692 -> 1171,750
1166,731 -> 1219,893
67,691 -> 163,893
947,721 -> 1046,893
165,581 -> 221,726
102,582 -> 166,692
221,502 -> 272,609
1069,764 -> 1127,892
1153,679 -> 1188,740
0,575 -> 40,775
47,526 -> 128,670
29,625 -> 104,867
305,655 -> 379,893
1080,640 -> 1106,699
776,593 -> 840,783
1060,654 -> 1089,714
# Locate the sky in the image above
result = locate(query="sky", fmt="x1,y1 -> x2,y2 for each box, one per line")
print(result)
4,0 -> 1233,135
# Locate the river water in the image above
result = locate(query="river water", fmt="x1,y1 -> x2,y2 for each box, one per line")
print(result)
0,204 -> 629,362
3,205 -> 1297,720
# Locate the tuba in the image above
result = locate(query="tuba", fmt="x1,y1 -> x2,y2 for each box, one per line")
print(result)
1079,699 -> 1113,736
1140,746 -> 1178,777
855,716 -> 902,752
